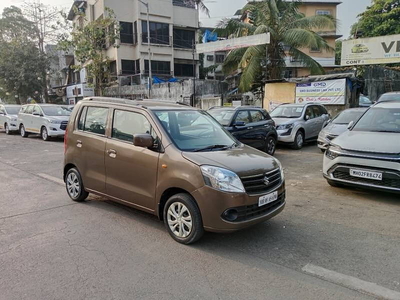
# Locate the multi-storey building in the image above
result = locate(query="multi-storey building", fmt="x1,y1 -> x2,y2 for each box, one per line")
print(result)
67,0 -> 199,101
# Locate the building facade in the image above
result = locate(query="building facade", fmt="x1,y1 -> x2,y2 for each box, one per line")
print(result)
67,0 -> 200,102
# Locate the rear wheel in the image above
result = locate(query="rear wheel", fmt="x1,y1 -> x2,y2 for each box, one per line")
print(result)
163,193 -> 204,244
292,130 -> 304,150
65,168 -> 89,202
20,125 -> 28,138
41,126 -> 50,141
265,136 -> 277,156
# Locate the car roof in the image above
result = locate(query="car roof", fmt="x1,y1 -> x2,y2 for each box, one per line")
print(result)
373,102 -> 400,109
209,106 -> 262,110
81,97 -> 197,111
380,92 -> 400,95
2,104 -> 20,107
279,102 -> 321,107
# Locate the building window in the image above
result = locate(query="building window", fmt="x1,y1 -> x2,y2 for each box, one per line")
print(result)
142,21 -> 169,45
145,60 -> 171,75
110,61 -> 117,75
207,55 -> 214,62
121,60 -> 140,75
316,10 -> 331,15
174,64 -> 194,77
173,29 -> 195,49
215,54 -> 225,64
120,22 -> 134,44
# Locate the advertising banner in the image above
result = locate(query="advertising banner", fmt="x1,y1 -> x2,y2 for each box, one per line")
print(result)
295,79 -> 346,105
341,34 -> 400,66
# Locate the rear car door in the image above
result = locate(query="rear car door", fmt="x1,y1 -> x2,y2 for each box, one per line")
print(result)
230,110 -> 252,146
105,109 -> 160,211
72,105 -> 109,193
248,109 -> 273,150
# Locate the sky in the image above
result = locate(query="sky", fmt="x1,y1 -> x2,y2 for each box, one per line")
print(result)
0,0 -> 372,38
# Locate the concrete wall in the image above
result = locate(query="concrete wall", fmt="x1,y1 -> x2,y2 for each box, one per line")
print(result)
263,82 -> 296,111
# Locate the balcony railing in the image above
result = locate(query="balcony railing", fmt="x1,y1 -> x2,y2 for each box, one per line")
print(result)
173,0 -> 196,9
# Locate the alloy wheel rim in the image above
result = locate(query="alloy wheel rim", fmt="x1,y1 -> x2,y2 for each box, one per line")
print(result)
5,125 -> 9,134
20,126 -> 25,136
167,202 -> 192,238
66,172 -> 80,199
267,139 -> 275,154
42,128 -> 47,140
297,134 -> 303,147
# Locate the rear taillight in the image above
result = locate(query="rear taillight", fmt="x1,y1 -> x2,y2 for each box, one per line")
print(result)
64,127 -> 68,154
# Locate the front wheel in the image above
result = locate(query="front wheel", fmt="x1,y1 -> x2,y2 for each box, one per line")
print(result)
20,125 -> 28,138
265,136 -> 277,156
5,123 -> 10,135
65,168 -> 89,202
164,193 -> 204,244
292,130 -> 304,150
41,126 -> 50,141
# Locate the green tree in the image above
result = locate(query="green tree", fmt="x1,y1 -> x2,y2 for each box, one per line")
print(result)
217,0 -> 335,92
351,0 -> 400,38
335,40 -> 342,66
59,8 -> 120,96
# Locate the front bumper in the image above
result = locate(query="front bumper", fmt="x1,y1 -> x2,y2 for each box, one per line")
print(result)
323,154 -> 400,193
318,133 -> 337,150
277,129 -> 295,143
8,123 -> 19,132
46,124 -> 66,137
192,182 -> 286,232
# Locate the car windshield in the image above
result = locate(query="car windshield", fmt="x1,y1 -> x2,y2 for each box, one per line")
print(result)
154,110 -> 236,152
208,109 -> 235,126
4,106 -> 20,115
353,107 -> 400,133
41,106 -> 71,116
333,110 -> 366,125
379,94 -> 400,102
271,105 -> 304,118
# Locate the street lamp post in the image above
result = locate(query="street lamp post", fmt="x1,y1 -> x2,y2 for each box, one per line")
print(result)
138,0 -> 152,99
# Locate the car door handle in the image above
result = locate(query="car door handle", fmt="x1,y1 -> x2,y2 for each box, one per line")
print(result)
107,149 -> 117,158
247,127 -> 253,130
77,140 -> 82,148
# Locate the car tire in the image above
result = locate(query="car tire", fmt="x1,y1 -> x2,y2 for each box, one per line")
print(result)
327,179 -> 343,188
163,193 -> 204,244
65,168 -> 89,202
41,126 -> 50,141
265,136 -> 277,156
5,123 -> 10,135
292,130 -> 304,150
20,125 -> 28,138
320,149 -> 325,153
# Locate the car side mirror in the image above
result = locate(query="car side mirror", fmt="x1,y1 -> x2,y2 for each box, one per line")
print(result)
347,121 -> 354,130
305,115 -> 310,121
133,134 -> 154,148
233,121 -> 246,127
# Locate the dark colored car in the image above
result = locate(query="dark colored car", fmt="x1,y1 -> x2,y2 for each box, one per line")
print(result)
208,106 -> 278,155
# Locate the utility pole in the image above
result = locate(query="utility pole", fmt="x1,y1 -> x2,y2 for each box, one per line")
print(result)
192,39 -> 196,107
139,0 -> 152,98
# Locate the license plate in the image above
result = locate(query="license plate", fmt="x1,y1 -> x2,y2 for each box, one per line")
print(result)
350,169 -> 383,181
258,191 -> 278,207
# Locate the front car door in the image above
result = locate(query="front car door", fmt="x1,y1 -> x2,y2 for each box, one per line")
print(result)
230,110 -> 252,146
22,105 -> 34,132
72,105 -> 109,193
0,105 -> 5,129
105,109 -> 160,211
32,105 -> 44,133
303,106 -> 317,139
311,105 -> 324,137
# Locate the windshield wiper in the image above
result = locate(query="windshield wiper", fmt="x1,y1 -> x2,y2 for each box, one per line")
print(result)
375,130 -> 400,133
193,144 -> 230,152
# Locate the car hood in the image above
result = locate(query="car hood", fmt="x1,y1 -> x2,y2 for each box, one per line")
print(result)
46,115 -> 70,121
182,145 -> 280,177
7,114 -> 18,119
332,131 -> 400,154
322,123 -> 348,136
273,118 -> 298,126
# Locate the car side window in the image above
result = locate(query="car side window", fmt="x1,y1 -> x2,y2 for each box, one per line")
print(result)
250,110 -> 266,123
78,106 -> 88,131
235,111 -> 250,125
25,105 -> 34,114
83,107 -> 108,135
112,110 -> 153,143
0,106 -> 4,114
312,106 -> 322,118
33,106 -> 42,115
319,106 -> 328,115
305,107 -> 315,120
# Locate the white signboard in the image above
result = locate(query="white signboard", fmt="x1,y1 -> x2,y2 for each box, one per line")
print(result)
295,79 -> 346,105
196,33 -> 270,54
341,34 -> 400,66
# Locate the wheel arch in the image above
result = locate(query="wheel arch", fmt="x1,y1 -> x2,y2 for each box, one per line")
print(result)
158,187 -> 197,221
63,163 -> 76,182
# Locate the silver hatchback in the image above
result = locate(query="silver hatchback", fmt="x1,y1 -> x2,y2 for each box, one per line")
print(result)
271,103 -> 330,149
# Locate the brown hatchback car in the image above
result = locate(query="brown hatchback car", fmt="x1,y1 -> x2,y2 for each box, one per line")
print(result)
64,97 -> 286,244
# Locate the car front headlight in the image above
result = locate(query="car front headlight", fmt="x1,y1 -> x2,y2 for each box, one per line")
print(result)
276,160 -> 285,181
200,165 -> 245,193
46,119 -> 61,124
325,145 -> 341,160
276,124 -> 294,131
11,118 -> 17,122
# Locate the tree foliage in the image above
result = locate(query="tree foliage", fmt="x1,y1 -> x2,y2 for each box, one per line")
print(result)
217,0 -> 335,92
335,40 -> 342,66
351,0 -> 400,38
59,8 -> 120,96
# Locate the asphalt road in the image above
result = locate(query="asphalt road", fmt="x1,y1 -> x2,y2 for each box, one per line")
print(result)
1,133 -> 399,300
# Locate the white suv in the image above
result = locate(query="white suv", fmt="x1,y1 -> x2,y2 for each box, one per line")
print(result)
18,104 -> 71,141
0,104 -> 20,134
323,101 -> 400,193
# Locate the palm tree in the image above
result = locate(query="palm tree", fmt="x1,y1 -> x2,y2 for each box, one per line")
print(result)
218,0 -> 336,92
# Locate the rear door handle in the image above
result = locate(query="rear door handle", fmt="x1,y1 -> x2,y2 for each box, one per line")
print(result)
107,149 -> 117,158
247,127 -> 253,130
77,140 -> 82,148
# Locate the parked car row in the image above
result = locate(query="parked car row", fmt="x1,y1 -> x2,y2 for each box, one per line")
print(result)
0,104 -> 71,141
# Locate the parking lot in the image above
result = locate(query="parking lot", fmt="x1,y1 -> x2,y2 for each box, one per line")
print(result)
1,132 -> 400,300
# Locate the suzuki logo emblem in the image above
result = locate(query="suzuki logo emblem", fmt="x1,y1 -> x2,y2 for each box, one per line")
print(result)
263,176 -> 270,185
